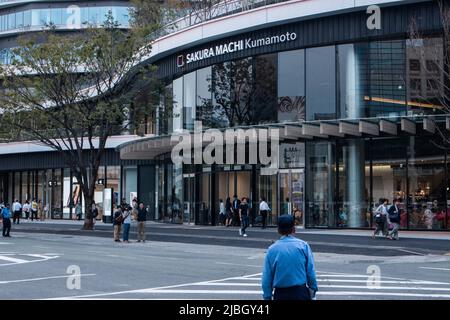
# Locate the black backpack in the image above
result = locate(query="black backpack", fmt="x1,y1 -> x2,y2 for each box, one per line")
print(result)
388,205 -> 400,222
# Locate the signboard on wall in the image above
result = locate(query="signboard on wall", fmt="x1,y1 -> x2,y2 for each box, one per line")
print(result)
280,143 -> 305,168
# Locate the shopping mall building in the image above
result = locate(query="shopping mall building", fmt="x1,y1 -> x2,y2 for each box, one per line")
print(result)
1,0 -> 450,231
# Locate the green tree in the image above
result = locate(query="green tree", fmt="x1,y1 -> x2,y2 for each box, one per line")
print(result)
0,7 -> 165,229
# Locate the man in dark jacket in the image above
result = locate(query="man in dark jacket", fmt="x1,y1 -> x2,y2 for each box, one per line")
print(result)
137,202 -> 147,242
113,206 -> 123,242
388,198 -> 401,240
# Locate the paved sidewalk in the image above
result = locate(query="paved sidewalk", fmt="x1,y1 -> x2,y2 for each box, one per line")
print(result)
14,219 -> 450,240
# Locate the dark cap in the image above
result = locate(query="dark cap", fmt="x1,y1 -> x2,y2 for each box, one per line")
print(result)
278,214 -> 295,233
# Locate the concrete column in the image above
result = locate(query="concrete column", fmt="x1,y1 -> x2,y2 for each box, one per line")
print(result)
344,140 -> 365,228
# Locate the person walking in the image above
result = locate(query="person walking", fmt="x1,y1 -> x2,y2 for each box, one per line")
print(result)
1,204 -> 12,237
38,200 -> 44,221
259,197 -> 270,229
372,198 -> 389,239
232,195 -> 241,227
31,199 -> 38,221
75,201 -> 83,221
23,200 -> 30,221
113,205 -> 123,242
239,197 -> 249,237
122,205 -> 131,243
262,215 -> 318,300
225,197 -> 232,227
91,202 -> 99,229
12,199 -> 22,224
219,199 -> 225,225
388,198 -> 401,240
137,202 -> 147,242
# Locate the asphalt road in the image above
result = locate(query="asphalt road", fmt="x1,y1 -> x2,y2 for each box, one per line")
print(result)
10,221 -> 450,256
0,221 -> 449,300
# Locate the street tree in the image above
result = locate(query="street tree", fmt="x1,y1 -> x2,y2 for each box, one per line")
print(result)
0,6 -> 166,229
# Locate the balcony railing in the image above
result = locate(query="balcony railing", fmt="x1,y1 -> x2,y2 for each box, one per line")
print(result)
149,0 -> 292,41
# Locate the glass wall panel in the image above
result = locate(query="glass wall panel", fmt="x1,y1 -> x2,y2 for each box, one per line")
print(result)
166,163 -> 174,221
106,166 -> 120,207
52,169 -> 63,219
254,54 -> 277,124
408,137 -> 446,230
278,49 -> 305,122
406,38 -> 444,115
62,169 -> 71,219
94,166 -> 105,220
172,163 -> 183,223
183,71 -> 196,131
157,164 -> 165,221
306,142 -> 335,227
306,46 -> 336,120
8,172 -> 13,204
210,59 -> 252,127
366,40 -> 406,117
199,172 -> 211,225
172,77 -> 183,133
123,166 -> 137,205
196,67 -> 212,126
371,138 -> 407,228
259,174 -> 278,226
338,43 -> 368,119
37,170 -> 44,207
21,171 -> 28,202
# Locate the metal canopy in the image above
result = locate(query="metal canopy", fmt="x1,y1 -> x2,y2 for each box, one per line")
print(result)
118,115 -> 448,161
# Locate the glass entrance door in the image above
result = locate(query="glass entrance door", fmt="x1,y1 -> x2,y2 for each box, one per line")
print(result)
279,169 -> 305,227
183,174 -> 195,223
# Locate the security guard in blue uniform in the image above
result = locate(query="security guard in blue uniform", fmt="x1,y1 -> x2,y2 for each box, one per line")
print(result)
262,215 -> 318,300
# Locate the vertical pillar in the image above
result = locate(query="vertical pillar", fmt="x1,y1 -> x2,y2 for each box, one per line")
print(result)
344,140 -> 365,228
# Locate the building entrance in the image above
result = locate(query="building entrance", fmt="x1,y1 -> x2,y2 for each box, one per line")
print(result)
279,169 -> 305,227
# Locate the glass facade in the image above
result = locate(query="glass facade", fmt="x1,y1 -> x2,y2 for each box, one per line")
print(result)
0,5 -> 130,32
1,165 -> 122,220
0,5 -> 131,64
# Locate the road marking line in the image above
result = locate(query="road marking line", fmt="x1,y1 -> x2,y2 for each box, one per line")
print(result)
215,262 -> 261,268
317,291 -> 450,298
317,279 -> 450,285
318,285 -> 450,291
47,273 -> 264,299
0,255 -> 29,263
192,283 -> 261,286
420,267 -> 450,272
133,289 -> 263,294
396,249 -> 425,256
0,274 -> 96,284
25,254 -> 58,259
66,289 -> 450,299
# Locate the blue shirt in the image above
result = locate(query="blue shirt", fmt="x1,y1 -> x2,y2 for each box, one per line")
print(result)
262,235 -> 318,300
1,207 -> 11,219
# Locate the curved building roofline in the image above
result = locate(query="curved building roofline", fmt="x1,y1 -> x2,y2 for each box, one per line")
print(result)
145,0 -> 431,65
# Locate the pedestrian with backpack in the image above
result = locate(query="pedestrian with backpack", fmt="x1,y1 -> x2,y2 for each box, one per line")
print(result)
387,198 -> 401,240
372,198 -> 389,239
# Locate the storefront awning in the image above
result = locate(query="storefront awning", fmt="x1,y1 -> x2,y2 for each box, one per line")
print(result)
117,115 -> 449,160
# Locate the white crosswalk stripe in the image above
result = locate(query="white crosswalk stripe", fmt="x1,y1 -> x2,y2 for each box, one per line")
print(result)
0,253 -> 59,266
56,271 -> 450,300
114,272 -> 450,299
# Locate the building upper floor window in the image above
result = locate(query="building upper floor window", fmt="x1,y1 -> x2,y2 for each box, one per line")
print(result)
0,5 -> 130,33
409,59 -> 420,71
